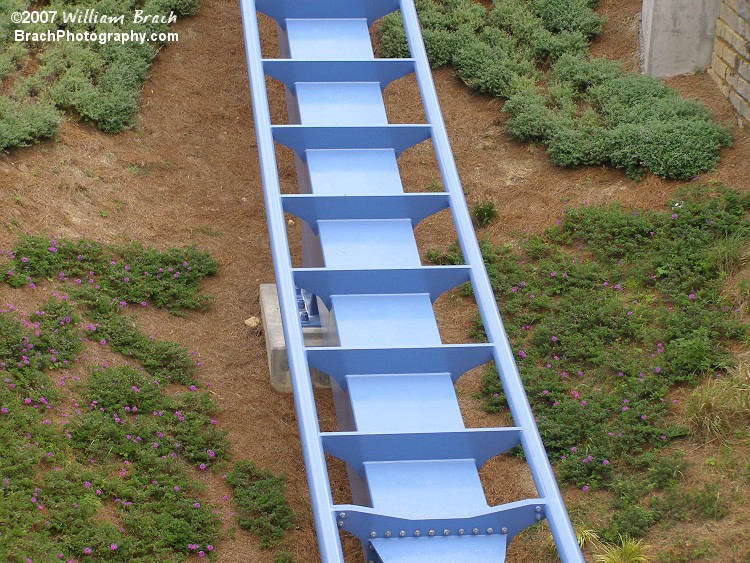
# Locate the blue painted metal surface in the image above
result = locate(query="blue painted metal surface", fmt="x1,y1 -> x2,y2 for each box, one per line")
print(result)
238,1 -> 584,561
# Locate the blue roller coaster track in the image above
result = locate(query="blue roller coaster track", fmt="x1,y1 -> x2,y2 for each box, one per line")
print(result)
239,1 -> 585,561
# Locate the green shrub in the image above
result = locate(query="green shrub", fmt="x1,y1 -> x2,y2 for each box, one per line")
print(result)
423,28 -> 473,69
647,452 -> 689,489
651,483 -> 729,521
531,0 -> 605,39
551,55 -> 622,91
546,117 -> 608,167
603,504 -> 653,541
453,38 -> 535,97
0,42 -> 28,81
0,98 -> 60,151
472,200 -> 498,227
504,78 -> 554,141
228,461 -> 296,549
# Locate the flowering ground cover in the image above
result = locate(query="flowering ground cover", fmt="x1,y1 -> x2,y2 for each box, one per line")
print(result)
0,237 -> 295,562
433,184 -> 750,554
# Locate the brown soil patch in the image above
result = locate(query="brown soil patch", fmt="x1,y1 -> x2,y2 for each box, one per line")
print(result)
1,0 -> 749,561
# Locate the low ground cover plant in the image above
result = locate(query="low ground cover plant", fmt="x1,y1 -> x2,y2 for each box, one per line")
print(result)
227,461 -> 296,550
0,0 -> 198,150
428,184 -> 748,543
379,0 -> 732,180
0,235 -> 295,560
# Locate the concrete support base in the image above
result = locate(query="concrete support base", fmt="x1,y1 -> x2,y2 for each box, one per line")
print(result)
259,283 -> 330,393
642,0 -> 722,77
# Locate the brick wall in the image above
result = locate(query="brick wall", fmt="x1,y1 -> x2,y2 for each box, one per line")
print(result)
710,0 -> 750,124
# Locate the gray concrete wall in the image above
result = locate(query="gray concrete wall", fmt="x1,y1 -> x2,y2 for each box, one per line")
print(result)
642,0 -> 723,77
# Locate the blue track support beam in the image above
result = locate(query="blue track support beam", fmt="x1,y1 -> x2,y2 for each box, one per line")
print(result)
239,0 -> 584,561
281,194 -> 450,232
263,60 -> 416,91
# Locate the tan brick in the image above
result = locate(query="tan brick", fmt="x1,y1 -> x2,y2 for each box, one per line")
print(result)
729,90 -> 750,122
714,37 -> 740,68
738,54 -> 750,79
732,72 -> 750,102
712,52 -> 731,80
709,67 -> 732,96
721,2 -> 750,37
720,3 -> 749,38
719,19 -> 750,56
722,0 -> 750,22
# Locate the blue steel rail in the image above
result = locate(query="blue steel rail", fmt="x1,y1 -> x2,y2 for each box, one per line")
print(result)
239,1 -> 584,561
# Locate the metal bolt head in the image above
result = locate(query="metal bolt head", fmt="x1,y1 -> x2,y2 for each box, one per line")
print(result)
501,527 -> 509,535
486,528 -> 494,535
472,528 -> 479,535
337,520 -> 344,528
458,528 -> 465,536
339,512 -> 347,519
428,529 -> 436,536
414,530 -> 421,537
399,530 -> 406,537
443,529 -> 450,536
370,531 -> 377,539
369,544 -> 375,551
535,506 -> 542,513
535,514 -> 542,521
385,531 -> 392,538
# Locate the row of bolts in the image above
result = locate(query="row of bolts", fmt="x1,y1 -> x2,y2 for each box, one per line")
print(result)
337,504 -> 544,541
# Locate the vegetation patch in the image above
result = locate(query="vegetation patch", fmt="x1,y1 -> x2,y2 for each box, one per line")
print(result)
227,461 -> 296,550
428,184 -> 749,543
1,0 -> 198,151
379,0 -> 732,180
0,235 -> 295,560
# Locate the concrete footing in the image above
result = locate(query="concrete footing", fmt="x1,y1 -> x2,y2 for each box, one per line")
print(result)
642,0 -> 722,76
259,283 -> 330,393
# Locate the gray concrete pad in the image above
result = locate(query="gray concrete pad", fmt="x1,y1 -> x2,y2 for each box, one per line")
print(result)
259,283 -> 330,393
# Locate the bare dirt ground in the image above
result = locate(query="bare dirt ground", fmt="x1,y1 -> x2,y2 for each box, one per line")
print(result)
1,0 -> 749,560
